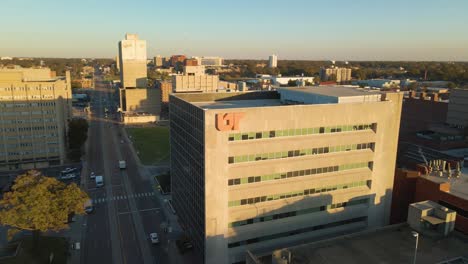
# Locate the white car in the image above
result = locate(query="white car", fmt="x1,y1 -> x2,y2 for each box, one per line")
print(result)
60,173 -> 76,180
149,233 -> 159,244
90,172 -> 96,179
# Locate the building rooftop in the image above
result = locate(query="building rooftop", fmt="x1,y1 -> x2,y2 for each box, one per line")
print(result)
421,166 -> 468,200
193,99 -> 282,109
174,87 -> 391,110
278,86 -> 382,97
265,224 -> 468,264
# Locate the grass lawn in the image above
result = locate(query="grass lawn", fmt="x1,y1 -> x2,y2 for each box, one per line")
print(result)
127,127 -> 170,165
3,236 -> 69,264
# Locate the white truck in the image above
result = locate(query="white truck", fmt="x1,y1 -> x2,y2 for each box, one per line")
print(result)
95,176 -> 104,187
119,160 -> 126,169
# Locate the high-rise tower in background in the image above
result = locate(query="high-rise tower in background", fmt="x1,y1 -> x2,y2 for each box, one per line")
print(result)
269,54 -> 278,68
118,33 -> 147,88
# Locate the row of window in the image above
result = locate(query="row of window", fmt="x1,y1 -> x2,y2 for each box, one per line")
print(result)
227,216 -> 368,248
228,123 -> 376,141
0,111 -> 56,116
0,102 -> 56,107
0,94 -> 56,100
1,127 -> 59,135
229,198 -> 369,227
0,149 -> 59,156
0,86 -> 55,91
228,180 -> 371,207
228,162 -> 372,186
0,119 -> 57,124
228,143 -> 374,164
0,126 -> 57,132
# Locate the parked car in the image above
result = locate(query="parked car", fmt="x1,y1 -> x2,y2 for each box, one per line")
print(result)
60,173 -> 76,180
90,171 -> 96,179
61,167 -> 77,174
149,233 -> 159,244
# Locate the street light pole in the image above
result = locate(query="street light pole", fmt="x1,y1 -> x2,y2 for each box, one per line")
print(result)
412,231 -> 419,264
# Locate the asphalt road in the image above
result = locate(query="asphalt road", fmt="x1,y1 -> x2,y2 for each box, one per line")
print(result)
80,75 -> 170,264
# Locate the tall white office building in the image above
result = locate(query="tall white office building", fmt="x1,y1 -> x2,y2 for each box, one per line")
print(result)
269,54 -> 278,68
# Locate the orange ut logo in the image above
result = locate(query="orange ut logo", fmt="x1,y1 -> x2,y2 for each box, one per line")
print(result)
216,113 -> 245,131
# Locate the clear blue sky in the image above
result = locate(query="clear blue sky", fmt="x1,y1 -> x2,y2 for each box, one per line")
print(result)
1,0 -> 468,60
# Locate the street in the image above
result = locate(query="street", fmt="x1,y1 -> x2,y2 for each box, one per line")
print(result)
79,75 -> 174,264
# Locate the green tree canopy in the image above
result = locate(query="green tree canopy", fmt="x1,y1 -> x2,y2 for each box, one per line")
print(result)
0,170 -> 89,234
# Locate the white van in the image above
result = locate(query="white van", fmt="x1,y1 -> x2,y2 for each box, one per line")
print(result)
95,176 -> 104,187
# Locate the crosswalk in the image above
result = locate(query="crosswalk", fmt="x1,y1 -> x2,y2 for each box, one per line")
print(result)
92,191 -> 155,204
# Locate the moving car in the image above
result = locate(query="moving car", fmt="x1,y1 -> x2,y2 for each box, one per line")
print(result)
119,160 -> 126,169
95,176 -> 104,187
84,199 -> 94,214
90,171 -> 96,179
149,233 -> 159,244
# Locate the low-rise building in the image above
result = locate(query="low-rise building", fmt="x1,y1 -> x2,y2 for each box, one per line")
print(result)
119,87 -> 161,124
259,224 -> 468,264
72,78 -> 94,89
194,56 -> 224,67
172,74 -> 219,93
391,163 -> 468,235
447,89 -> 468,128
355,79 -> 401,89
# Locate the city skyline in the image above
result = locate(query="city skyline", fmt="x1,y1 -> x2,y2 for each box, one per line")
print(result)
1,0 -> 468,60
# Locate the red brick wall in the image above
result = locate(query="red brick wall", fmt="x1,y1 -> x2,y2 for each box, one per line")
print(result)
400,98 -> 448,140
414,177 -> 468,234
390,169 -> 419,224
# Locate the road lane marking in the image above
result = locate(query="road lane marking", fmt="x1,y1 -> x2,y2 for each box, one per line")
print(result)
93,192 -> 155,204
117,207 -> 160,215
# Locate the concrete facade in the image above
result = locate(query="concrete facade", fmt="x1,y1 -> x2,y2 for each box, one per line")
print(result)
119,88 -> 161,114
170,87 -> 403,263
320,67 -> 352,83
172,75 -> 219,93
184,66 -> 206,76
194,56 -> 224,67
155,80 -> 172,104
355,79 -> 400,89
154,56 -> 163,67
447,89 -> 468,127
0,67 -> 72,171
119,88 -> 161,124
268,55 -> 277,68
118,33 -> 147,88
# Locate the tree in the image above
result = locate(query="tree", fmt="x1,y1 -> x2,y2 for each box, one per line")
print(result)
0,170 -> 89,247
68,118 -> 89,161
447,82 -> 457,89
313,75 -> 321,85
407,82 -> 418,91
287,80 -> 297,86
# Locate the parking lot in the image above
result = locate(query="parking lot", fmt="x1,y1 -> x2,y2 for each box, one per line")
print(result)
0,163 -> 83,192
